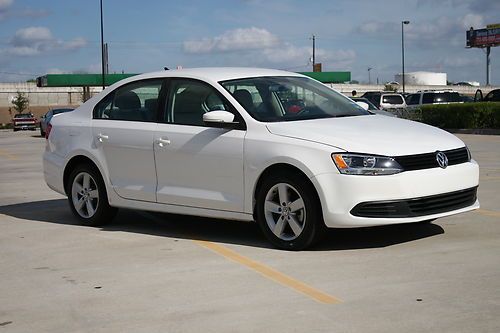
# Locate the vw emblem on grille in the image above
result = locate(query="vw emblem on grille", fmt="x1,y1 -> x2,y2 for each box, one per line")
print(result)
436,151 -> 448,169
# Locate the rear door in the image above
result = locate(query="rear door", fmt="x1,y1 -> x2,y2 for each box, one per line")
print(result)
92,79 -> 165,202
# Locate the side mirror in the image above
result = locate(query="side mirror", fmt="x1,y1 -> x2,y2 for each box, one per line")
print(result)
355,101 -> 369,111
203,110 -> 237,128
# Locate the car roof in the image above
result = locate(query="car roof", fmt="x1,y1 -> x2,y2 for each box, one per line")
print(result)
125,67 -> 304,83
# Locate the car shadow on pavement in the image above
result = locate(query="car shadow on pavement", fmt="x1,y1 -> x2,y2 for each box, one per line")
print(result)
0,199 -> 444,251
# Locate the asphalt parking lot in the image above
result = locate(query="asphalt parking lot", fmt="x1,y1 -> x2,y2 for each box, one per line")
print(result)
0,130 -> 499,333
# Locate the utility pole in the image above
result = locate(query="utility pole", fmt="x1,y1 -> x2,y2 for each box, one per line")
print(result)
486,46 -> 491,86
368,67 -> 372,84
401,20 -> 410,93
100,0 -> 105,90
311,35 -> 316,71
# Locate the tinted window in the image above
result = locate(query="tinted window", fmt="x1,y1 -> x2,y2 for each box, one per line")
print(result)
407,94 -> 420,105
422,92 -> 461,104
221,76 -> 369,122
165,79 -> 232,126
382,95 -> 404,105
93,79 -> 163,122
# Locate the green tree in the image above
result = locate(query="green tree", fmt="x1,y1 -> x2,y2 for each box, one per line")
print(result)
11,92 -> 29,114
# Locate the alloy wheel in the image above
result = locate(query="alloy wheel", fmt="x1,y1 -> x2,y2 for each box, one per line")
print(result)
71,172 -> 99,218
264,182 -> 306,241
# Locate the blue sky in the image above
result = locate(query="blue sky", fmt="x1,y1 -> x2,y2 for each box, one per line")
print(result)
0,0 -> 498,84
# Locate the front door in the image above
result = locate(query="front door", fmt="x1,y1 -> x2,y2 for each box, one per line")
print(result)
154,79 -> 246,212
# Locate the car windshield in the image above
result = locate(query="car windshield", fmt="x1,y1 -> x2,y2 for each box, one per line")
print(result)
220,76 -> 369,122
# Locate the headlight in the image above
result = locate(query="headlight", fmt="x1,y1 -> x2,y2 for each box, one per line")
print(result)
332,153 -> 403,175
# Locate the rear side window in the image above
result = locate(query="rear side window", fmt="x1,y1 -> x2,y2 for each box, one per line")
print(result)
93,79 -> 164,122
382,95 -> 404,104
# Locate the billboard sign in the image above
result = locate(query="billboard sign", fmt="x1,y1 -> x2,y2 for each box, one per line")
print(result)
466,25 -> 500,48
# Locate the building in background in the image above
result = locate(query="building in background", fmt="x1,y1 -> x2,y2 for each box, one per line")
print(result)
395,72 -> 447,86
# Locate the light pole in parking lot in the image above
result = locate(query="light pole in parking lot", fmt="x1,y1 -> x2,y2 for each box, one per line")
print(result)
401,20 -> 410,93
100,0 -> 105,90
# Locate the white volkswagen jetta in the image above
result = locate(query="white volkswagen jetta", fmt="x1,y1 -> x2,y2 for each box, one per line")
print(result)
43,68 -> 479,250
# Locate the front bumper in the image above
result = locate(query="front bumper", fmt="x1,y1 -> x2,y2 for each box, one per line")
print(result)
311,160 -> 480,228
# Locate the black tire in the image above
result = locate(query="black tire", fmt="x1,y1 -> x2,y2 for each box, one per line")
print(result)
66,164 -> 117,226
256,172 -> 325,250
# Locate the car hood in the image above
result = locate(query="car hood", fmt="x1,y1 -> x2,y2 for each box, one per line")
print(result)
266,115 -> 465,156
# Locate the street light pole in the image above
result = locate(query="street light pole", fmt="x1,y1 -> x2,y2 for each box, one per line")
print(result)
311,34 -> 316,71
100,0 -> 105,90
368,67 -> 372,84
401,20 -> 410,93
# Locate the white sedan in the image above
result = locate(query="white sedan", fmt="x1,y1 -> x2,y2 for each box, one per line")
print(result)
43,68 -> 479,250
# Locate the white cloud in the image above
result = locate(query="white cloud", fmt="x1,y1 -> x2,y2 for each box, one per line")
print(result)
460,14 -> 484,30
183,27 -> 356,69
5,26 -> 87,56
0,0 -> 13,19
184,27 -> 280,53
0,0 -> 13,10
354,14 -> 485,48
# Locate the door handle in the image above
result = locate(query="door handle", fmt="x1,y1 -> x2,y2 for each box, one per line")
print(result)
97,133 -> 109,142
156,137 -> 171,147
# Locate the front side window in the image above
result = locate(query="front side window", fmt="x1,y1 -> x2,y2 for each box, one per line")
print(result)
165,79 -> 232,126
220,76 -> 369,122
94,79 -> 163,122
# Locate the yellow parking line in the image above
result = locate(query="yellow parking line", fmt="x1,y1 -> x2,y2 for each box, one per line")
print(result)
476,209 -> 500,218
0,149 -> 17,160
194,240 -> 342,304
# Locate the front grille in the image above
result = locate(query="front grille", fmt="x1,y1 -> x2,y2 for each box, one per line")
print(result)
394,147 -> 469,171
351,187 -> 477,218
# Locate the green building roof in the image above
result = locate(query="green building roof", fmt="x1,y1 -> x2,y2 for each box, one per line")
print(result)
299,72 -> 351,83
36,71 -> 352,87
36,74 -> 138,87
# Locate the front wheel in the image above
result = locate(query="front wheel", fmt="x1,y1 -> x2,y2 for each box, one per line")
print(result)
67,164 -> 117,226
256,173 -> 324,250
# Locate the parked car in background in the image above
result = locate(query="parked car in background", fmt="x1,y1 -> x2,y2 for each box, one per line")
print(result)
44,68 -> 479,250
40,108 -> 74,137
475,89 -> 500,102
379,93 -> 407,110
361,91 -> 407,110
406,90 -> 463,108
12,113 -> 37,131
460,95 -> 474,103
351,97 -> 397,117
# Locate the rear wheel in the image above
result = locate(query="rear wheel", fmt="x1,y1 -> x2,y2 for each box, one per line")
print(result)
256,173 -> 324,250
67,164 -> 117,226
